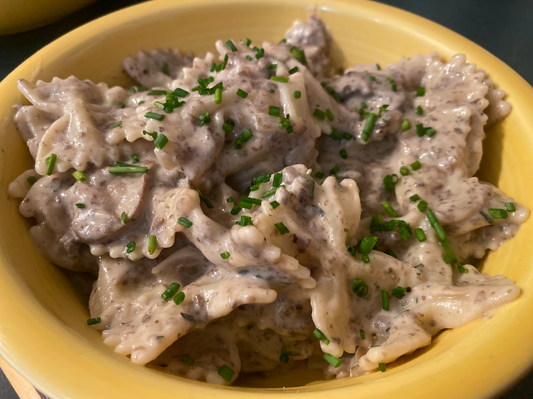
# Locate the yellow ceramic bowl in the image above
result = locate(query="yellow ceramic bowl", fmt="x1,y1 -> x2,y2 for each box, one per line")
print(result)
1,0 -> 533,398
0,0 -> 96,36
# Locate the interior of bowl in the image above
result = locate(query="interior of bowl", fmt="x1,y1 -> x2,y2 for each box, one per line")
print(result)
1,0 -> 533,398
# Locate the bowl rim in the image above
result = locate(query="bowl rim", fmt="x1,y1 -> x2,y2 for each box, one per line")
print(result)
1,0 -> 533,398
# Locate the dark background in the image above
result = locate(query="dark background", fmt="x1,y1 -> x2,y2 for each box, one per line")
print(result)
1,0 -> 532,398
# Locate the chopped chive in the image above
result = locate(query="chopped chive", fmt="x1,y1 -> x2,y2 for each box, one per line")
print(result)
488,208 -> 508,219
352,279 -> 369,297
235,215 -> 253,226
401,120 -> 411,131
218,364 -> 235,382
27,176 -> 37,185
399,226 -> 411,241
161,282 -> 180,300
314,171 -> 325,179
361,254 -> 370,263
244,38 -> 251,47
325,109 -> 334,121
416,123 -> 426,137
360,329 -> 366,339
426,209 -> 446,241
255,48 -> 265,59
417,200 -> 428,212
198,110 -> 211,125
226,197 -> 234,203
443,255 -> 452,264
361,112 -> 377,142
391,286 -> 406,299
253,174 -> 271,184
226,40 -> 238,52
271,76 -> 290,83
289,66 -> 299,74
330,166 -> 339,175
330,129 -> 343,140
411,161 -> 421,171
144,112 -> 165,121
399,166 -> 409,176
313,108 -> 325,120
240,197 -> 262,206
290,46 -> 307,65
220,251 -> 230,259
178,217 -> 193,228
148,89 -> 167,96
382,200 -> 399,217
236,89 -> 248,98
245,55 -> 253,61
72,170 -> 87,182
425,127 -> 436,137
118,102 -> 126,109
415,228 -> 427,242
214,87 -> 223,105
108,165 -> 148,174
138,101 -> 145,105
130,154 -> 140,164
87,317 -> 101,326
75,203 -> 85,208
279,38 -> 287,44
381,290 -> 389,311
323,353 -> 342,368
386,77 -> 394,83
293,90 -> 302,99
235,129 -> 253,148
457,264 -> 469,274
339,149 -> 348,159
195,188 -> 214,209
270,201 -> 280,209
126,241 -> 136,253
415,105 -> 423,115
267,64 -> 277,70
378,104 -> 389,117
268,89 -> 275,93
180,313 -> 194,322
347,245 -> 356,256
359,236 -> 378,255
271,173 -> 282,188
210,62 -> 216,72
383,174 -> 399,192
148,235 -> 157,255
409,194 -> 420,201
391,84 -> 397,92
378,363 -> 386,372
369,76 -> 376,82
162,62 -> 169,76
173,291 -> 185,305
376,64 -> 381,70
120,212 -> 127,224
313,328 -> 330,345
274,222 -> 290,235
177,355 -> 194,368
173,88 -> 189,98
269,106 -> 281,116
480,211 -> 494,224
154,133 -> 169,150
440,238 -> 458,263
416,87 -> 426,97
45,153 -> 57,175
154,101 -> 165,110
505,202 -> 516,212
230,206 -> 242,215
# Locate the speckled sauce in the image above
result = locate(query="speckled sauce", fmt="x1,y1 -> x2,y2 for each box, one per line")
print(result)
8,16 -> 529,384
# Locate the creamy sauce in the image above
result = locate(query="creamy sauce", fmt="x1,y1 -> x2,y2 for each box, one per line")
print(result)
8,16 -> 528,384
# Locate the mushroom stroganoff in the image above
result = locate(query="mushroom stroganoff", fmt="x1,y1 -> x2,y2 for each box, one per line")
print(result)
8,16 -> 528,385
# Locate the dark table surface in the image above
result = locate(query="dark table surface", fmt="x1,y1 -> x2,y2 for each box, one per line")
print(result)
1,0 -> 532,398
